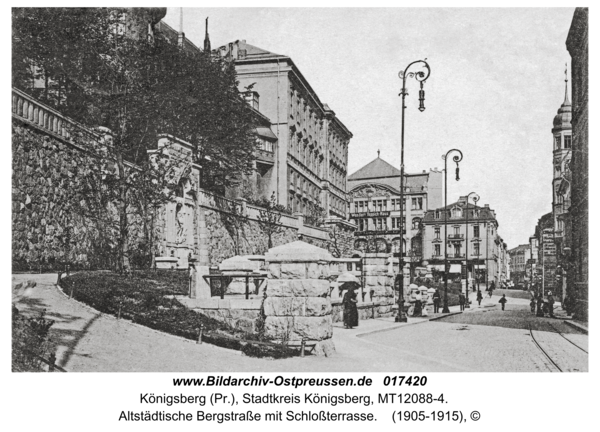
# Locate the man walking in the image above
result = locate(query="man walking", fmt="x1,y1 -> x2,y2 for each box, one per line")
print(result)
499,294 -> 507,311
459,292 -> 466,311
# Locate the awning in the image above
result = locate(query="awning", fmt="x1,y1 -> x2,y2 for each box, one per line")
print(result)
430,265 -> 445,271
474,265 -> 486,269
255,127 -> 278,141
449,264 -> 461,273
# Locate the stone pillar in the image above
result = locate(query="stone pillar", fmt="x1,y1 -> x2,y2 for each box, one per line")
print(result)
193,205 -> 211,299
264,241 -> 335,356
363,253 -> 394,316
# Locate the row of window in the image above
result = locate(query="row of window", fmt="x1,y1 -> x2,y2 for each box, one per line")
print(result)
432,243 -> 481,257
353,197 -> 424,213
353,217 -> 422,231
432,225 -> 481,238
433,207 -> 481,219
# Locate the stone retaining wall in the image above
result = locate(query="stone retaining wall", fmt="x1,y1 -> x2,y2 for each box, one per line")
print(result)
331,299 -> 394,323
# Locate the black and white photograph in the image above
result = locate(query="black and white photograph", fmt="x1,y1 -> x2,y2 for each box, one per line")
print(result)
7,4 -> 593,430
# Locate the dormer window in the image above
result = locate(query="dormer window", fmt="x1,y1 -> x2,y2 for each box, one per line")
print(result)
452,207 -> 462,218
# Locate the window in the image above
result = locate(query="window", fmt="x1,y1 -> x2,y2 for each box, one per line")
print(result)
454,244 -> 461,256
435,210 -> 440,219
564,135 -> 572,149
474,243 -> 480,256
358,201 -> 364,212
435,227 -> 441,239
454,226 -> 460,235
434,244 -> 441,256
555,135 -> 561,150
452,207 -> 462,218
473,225 -> 480,238
358,218 -> 366,231
412,218 -> 421,230
412,197 -> 423,210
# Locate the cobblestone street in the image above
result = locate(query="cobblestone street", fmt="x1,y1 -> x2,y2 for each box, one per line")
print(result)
363,299 -> 588,372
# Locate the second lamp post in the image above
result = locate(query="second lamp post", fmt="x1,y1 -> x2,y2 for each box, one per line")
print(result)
442,149 -> 463,313
396,59 -> 431,323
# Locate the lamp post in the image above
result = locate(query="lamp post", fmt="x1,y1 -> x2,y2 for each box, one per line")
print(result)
395,59 -> 431,323
442,149 -> 463,313
464,192 -> 480,308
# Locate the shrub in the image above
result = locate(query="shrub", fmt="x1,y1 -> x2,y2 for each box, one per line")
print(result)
12,306 -> 56,372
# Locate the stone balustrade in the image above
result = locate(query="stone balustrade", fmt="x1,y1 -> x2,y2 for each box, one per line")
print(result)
12,87 -> 100,148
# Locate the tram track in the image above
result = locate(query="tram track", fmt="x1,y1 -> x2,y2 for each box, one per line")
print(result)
529,323 -> 588,372
529,324 -> 562,372
548,322 -> 588,354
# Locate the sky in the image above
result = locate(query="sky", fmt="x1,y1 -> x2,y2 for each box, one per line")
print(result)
163,7 -> 576,249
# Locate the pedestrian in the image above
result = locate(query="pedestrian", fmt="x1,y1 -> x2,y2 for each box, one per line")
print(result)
342,285 -> 359,329
530,297 -> 536,313
498,294 -> 507,311
476,289 -> 483,306
433,289 -> 441,313
563,292 -> 573,315
459,292 -> 466,311
547,291 -> 555,318
536,294 -> 545,317
413,290 -> 423,317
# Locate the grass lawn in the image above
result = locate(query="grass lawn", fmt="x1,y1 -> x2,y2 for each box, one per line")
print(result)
60,271 -> 298,358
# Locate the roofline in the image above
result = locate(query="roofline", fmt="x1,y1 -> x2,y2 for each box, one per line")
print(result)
235,52 -> 353,138
347,170 -> 431,181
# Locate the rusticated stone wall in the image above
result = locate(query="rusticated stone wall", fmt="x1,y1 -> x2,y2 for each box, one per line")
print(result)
263,241 -> 335,356
362,253 -> 395,316
12,122 -> 101,270
205,209 -> 330,266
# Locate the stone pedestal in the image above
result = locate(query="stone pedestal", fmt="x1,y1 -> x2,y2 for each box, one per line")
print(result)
193,265 -> 211,299
264,241 -> 335,356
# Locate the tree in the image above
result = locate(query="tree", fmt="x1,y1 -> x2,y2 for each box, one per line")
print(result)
304,202 -> 326,227
256,192 -> 285,251
13,8 -> 259,271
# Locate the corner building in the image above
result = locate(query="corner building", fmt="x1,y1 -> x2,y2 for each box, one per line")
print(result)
347,155 -> 443,256
218,41 -> 352,219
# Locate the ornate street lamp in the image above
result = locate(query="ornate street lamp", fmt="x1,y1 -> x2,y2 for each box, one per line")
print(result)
442,149 -> 463,313
464,192 -> 480,308
395,59 -> 431,323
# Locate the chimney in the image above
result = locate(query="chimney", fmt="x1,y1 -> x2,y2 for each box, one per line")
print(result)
458,196 -> 467,204
245,91 -> 259,110
484,204 -> 489,208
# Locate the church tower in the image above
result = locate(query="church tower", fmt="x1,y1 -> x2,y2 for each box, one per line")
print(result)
552,67 -> 572,235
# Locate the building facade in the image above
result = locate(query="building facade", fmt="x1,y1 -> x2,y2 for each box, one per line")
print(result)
509,244 -> 530,287
566,7 -> 588,321
422,197 -> 508,288
346,155 -> 442,259
218,40 -> 353,220
551,73 -> 572,303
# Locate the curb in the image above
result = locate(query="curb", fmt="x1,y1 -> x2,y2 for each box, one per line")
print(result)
354,311 -> 463,338
428,311 -> 463,321
563,319 -> 588,334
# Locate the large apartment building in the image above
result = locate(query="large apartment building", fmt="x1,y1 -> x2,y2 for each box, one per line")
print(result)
218,40 -> 353,219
